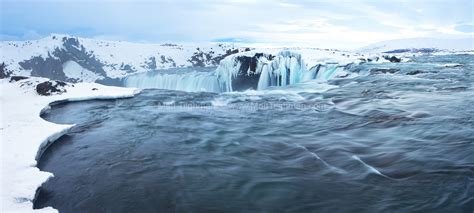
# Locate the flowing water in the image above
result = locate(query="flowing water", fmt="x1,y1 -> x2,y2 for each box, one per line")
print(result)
34,55 -> 474,212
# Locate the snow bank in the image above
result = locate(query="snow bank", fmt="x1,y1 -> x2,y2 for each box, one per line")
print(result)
62,60 -> 103,82
0,77 -> 140,213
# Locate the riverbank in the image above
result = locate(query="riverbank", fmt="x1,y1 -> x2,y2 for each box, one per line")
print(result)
0,77 -> 140,212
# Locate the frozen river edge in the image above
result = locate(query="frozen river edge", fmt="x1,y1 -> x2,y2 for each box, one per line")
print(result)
1,77 -> 140,213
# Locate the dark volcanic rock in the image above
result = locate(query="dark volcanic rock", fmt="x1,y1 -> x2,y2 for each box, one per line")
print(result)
231,53 -> 274,91
367,57 -> 380,62
370,68 -> 400,74
119,63 -> 134,73
0,62 -> 11,79
188,49 -> 210,67
159,55 -> 176,67
407,70 -> 423,75
9,76 -> 29,82
211,49 -> 240,65
36,81 -> 67,96
19,37 -> 108,82
189,48 -> 245,67
145,57 -> 157,70
383,55 -> 402,63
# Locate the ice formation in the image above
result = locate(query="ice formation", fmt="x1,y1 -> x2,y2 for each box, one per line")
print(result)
124,51 -> 354,92
215,51 -> 350,92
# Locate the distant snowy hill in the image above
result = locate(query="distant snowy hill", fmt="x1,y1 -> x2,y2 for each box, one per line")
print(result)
359,37 -> 473,54
0,34 -> 248,83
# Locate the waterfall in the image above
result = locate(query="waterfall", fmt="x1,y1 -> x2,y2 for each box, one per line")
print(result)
124,71 -> 221,92
216,51 -> 350,92
216,51 -> 308,92
316,64 -> 347,80
123,51 -> 352,92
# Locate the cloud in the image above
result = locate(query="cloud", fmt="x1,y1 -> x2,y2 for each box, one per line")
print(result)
455,24 -> 474,33
1,0 -> 473,49
278,2 -> 301,8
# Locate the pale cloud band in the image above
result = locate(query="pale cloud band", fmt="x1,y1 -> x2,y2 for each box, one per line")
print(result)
1,0 -> 473,48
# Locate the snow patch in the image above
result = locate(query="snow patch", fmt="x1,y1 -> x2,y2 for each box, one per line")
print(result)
62,60 -> 103,82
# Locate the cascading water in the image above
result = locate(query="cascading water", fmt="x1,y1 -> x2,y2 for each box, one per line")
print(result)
216,51 -> 351,91
315,64 -> 347,81
215,51 -> 310,91
123,51 -> 352,92
124,70 -> 222,92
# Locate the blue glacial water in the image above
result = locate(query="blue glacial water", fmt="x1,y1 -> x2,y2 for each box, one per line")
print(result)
34,55 -> 474,212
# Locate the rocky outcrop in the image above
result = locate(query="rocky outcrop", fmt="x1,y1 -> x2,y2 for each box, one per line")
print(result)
36,80 -> 68,96
1,62 -> 11,79
9,76 -> 29,82
383,55 -> 401,63
230,53 -> 269,91
406,70 -> 423,75
19,37 -> 108,82
188,47 -> 247,67
370,68 -> 399,74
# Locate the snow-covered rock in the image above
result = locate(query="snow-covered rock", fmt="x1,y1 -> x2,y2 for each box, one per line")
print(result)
35,80 -> 68,96
0,77 -> 140,213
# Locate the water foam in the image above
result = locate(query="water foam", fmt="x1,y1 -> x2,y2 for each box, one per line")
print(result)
352,155 -> 391,179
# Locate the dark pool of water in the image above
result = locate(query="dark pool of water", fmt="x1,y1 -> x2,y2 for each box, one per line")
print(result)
34,55 -> 474,212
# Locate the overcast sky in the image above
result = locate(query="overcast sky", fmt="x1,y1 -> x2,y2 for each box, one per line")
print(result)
1,0 -> 473,48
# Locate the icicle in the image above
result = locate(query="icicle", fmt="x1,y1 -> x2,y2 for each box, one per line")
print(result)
257,64 -> 271,90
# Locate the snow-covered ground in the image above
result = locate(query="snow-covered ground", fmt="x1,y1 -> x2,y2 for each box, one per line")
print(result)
0,77 -> 140,212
